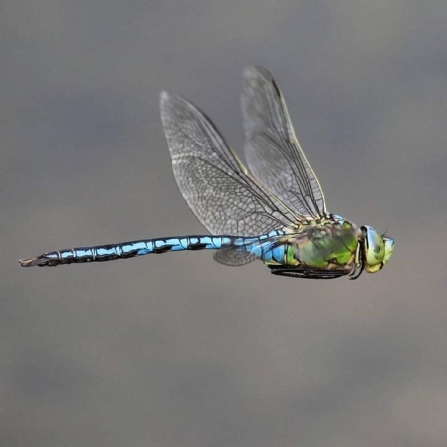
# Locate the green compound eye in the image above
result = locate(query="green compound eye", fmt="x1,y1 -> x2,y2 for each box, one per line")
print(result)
382,237 -> 395,265
362,226 -> 387,273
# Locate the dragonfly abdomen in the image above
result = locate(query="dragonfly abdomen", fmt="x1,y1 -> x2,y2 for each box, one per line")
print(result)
19,235 -> 241,267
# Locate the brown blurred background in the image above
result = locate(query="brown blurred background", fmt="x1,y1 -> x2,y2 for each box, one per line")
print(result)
2,0 -> 447,446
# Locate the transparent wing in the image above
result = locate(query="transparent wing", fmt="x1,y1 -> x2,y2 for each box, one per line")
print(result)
213,249 -> 257,266
241,66 -> 326,219
160,92 -> 300,237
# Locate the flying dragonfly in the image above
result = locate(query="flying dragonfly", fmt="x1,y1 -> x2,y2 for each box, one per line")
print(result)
19,66 -> 394,279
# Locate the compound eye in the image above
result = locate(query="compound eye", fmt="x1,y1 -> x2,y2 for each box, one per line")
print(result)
382,237 -> 394,265
362,226 -> 385,270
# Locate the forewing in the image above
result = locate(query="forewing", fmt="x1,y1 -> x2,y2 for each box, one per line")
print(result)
242,66 -> 326,219
160,92 -> 296,236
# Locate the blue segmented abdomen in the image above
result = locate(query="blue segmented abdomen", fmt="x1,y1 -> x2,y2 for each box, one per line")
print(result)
260,245 -> 287,264
19,235 -> 257,267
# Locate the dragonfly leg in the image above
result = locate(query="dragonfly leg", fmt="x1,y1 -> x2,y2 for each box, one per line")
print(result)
268,265 -> 349,279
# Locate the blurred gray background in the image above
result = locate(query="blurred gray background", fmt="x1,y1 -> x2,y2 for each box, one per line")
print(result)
2,0 -> 447,446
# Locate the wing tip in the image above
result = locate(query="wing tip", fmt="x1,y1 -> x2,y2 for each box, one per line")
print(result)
242,65 -> 271,82
160,91 -> 194,115
160,91 -> 179,122
159,91 -> 172,112
159,90 -> 169,102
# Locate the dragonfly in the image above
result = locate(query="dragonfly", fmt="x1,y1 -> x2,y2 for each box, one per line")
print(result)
20,66 -> 394,279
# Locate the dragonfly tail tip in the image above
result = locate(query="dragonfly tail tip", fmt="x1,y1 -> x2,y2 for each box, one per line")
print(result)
19,256 -> 48,267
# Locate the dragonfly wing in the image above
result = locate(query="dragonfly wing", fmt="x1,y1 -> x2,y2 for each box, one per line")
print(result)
213,248 -> 257,266
241,66 -> 326,219
160,92 -> 297,236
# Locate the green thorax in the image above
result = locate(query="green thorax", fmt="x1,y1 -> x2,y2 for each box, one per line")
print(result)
282,218 -> 359,269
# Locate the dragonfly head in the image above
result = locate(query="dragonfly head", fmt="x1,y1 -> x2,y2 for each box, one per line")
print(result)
360,225 -> 394,273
